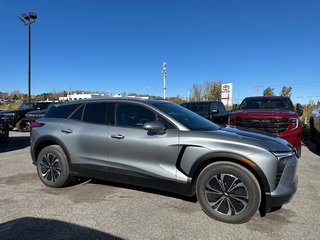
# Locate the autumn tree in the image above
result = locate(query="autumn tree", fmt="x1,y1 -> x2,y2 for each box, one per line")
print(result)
280,86 -> 293,97
203,81 -> 222,101
263,87 -> 274,96
189,81 -> 222,101
167,95 -> 185,104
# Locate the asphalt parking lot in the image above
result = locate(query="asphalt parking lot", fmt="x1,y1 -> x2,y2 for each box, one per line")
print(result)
0,131 -> 320,240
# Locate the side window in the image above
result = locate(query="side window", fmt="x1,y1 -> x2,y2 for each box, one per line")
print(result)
157,116 -> 176,129
82,102 -> 108,124
70,104 -> 84,121
45,104 -> 81,118
116,103 -> 156,128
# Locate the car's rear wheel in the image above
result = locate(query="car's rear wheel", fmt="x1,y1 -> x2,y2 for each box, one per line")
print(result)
196,161 -> 261,224
16,118 -> 30,132
37,145 -> 71,188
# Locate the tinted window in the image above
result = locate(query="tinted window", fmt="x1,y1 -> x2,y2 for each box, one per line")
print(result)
183,102 -> 209,113
158,116 -> 175,129
239,98 -> 294,111
210,102 -> 225,111
106,103 -> 115,125
19,103 -> 35,110
45,104 -> 81,118
116,103 -> 156,128
83,103 -> 108,124
70,104 -> 84,121
153,102 -> 220,131
35,102 -> 52,110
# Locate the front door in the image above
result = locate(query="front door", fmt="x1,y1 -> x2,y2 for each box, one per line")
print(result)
107,102 -> 180,191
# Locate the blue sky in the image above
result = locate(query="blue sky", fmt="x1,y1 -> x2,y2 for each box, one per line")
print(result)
0,0 -> 319,103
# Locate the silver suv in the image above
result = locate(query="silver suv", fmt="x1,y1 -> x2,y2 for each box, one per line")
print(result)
30,98 -> 298,224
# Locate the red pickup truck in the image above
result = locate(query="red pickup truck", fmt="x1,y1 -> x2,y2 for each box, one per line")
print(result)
229,96 -> 303,156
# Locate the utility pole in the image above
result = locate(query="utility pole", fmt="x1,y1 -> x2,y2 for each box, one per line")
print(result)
254,85 -> 260,96
19,12 -> 38,104
162,62 -> 167,99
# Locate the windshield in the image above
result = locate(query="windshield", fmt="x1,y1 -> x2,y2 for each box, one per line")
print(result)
239,98 -> 294,111
182,102 -> 209,113
19,103 -> 35,110
153,102 -> 220,131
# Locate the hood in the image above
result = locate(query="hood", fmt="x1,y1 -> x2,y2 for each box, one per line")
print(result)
182,126 -> 293,153
230,110 -> 297,118
217,126 -> 293,152
26,109 -> 47,115
0,109 -> 27,116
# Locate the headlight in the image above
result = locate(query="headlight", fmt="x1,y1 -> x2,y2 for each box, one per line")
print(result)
289,118 -> 299,131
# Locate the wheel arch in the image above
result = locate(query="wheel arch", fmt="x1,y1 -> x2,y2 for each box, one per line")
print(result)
33,136 -> 71,164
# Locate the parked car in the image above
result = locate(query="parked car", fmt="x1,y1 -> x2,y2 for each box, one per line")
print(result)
0,118 -> 9,143
25,103 -> 54,124
30,98 -> 298,224
310,107 -> 320,145
181,101 -> 229,125
0,101 -> 52,132
229,96 -> 303,156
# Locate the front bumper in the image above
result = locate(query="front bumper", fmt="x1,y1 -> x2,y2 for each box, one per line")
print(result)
262,154 -> 298,214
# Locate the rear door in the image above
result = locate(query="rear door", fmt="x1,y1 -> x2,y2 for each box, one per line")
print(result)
61,102 -> 110,168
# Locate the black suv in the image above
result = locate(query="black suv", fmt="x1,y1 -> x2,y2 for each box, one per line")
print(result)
181,101 -> 229,125
0,118 -> 9,143
0,102 -> 52,132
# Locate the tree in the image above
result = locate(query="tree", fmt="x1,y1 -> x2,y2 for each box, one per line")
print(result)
189,83 -> 203,101
203,81 -> 222,101
263,87 -> 274,96
167,95 -> 185,104
280,86 -> 293,97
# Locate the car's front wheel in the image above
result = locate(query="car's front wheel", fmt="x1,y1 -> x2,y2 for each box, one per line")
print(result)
37,145 -> 71,188
196,161 -> 261,224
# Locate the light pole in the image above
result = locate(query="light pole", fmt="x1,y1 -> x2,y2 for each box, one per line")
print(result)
19,12 -> 37,104
162,62 -> 167,99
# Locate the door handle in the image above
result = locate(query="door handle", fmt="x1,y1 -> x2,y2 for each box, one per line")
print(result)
61,129 -> 73,134
111,134 -> 125,139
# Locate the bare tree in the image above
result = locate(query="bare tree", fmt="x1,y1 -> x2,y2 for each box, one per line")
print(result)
189,83 -> 203,101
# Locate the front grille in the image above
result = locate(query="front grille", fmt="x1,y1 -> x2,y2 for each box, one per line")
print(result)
235,117 -> 288,134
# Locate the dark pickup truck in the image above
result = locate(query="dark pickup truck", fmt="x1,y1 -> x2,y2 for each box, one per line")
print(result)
0,102 -> 52,132
181,101 -> 229,125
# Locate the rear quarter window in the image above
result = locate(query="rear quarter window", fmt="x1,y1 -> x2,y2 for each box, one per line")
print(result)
45,104 -> 81,118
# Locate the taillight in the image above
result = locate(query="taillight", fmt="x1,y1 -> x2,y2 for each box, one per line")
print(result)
30,122 -> 44,134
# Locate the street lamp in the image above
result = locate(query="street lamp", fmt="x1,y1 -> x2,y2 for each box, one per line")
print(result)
18,12 -> 37,104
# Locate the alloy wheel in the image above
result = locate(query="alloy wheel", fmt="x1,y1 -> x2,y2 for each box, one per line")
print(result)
39,153 -> 62,182
205,173 -> 249,216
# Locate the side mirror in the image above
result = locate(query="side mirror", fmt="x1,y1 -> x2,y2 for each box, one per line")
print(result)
232,104 -> 238,111
143,121 -> 166,134
296,103 -> 303,117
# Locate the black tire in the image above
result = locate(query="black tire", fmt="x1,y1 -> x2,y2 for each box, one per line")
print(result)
310,118 -> 316,142
37,145 -> 71,188
196,161 -> 261,224
16,118 -> 30,132
0,127 -> 9,143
